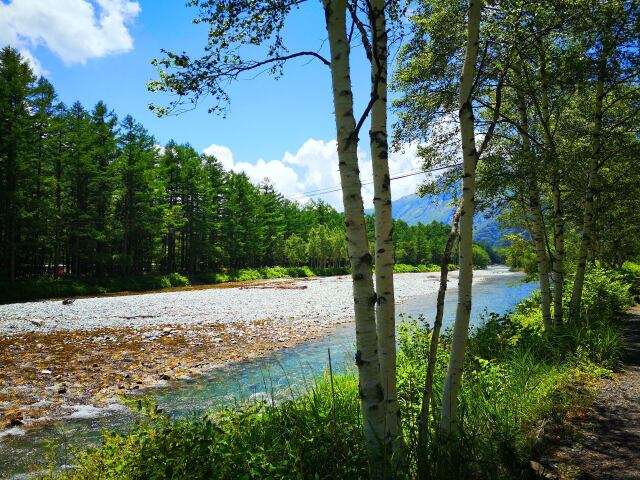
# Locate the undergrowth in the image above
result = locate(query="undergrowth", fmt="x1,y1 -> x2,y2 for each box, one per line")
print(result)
40,265 -> 633,479
0,266 -> 351,304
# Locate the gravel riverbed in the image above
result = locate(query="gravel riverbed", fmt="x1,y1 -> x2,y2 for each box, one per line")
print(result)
0,271 -> 478,334
0,269 -> 508,431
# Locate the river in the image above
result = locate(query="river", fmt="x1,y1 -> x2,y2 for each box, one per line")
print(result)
0,266 -> 535,478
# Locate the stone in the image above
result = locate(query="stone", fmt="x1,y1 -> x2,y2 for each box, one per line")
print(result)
7,418 -> 23,427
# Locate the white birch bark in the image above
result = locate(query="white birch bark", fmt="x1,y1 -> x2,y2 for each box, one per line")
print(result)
529,184 -> 553,329
369,0 -> 401,458
440,0 -> 482,434
418,204 -> 460,476
569,50 -> 606,323
323,1 -> 385,476
517,96 -> 553,329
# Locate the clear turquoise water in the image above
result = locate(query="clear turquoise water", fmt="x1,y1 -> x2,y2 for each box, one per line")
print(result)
0,267 -> 536,478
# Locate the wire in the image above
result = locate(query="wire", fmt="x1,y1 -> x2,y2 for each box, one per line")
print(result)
286,163 -> 461,200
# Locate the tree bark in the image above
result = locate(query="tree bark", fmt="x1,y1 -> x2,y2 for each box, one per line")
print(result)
323,1 -> 386,476
550,174 -> 564,326
569,49 -> 606,324
529,183 -> 553,329
540,57 -> 564,326
440,0 -> 482,434
517,96 -> 552,329
418,204 -> 460,476
369,0 -> 401,459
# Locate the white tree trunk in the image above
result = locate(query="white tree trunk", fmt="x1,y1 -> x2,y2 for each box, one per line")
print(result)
570,51 -> 605,323
323,1 -> 385,476
550,167 -> 564,326
529,185 -> 553,329
440,0 -> 482,434
369,0 -> 401,458
418,204 -> 460,476
516,96 -> 552,329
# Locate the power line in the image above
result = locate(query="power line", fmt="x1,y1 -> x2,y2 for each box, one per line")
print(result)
286,163 -> 461,200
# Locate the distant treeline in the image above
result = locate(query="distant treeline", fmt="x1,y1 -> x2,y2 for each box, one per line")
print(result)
0,47 -> 494,281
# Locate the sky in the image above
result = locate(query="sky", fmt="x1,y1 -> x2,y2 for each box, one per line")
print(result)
0,0 -> 424,209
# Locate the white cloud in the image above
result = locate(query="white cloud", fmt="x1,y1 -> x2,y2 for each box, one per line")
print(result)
0,0 -> 141,68
202,144 -> 235,171
202,139 -> 425,210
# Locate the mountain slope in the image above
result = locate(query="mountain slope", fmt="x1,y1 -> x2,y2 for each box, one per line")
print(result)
387,193 -> 504,246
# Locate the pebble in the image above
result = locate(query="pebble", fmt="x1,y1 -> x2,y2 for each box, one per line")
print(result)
0,271 -> 501,334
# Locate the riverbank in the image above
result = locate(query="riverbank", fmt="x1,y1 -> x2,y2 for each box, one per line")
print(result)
33,265 -> 634,480
0,269 -> 489,434
0,266 -> 349,305
0,264 -> 451,305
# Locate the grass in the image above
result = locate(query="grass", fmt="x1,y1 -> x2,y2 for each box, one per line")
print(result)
39,264 -> 635,479
2,262 -> 471,304
0,266 -> 351,304
394,263 -> 448,273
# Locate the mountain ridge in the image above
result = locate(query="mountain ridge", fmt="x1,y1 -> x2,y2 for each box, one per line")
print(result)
378,192 -> 504,246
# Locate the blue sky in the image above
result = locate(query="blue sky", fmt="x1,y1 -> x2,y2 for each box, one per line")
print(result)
0,0 -> 422,207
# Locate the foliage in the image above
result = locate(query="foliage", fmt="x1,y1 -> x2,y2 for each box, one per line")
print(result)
502,234 -> 538,278
564,266 -> 633,326
472,244 -> 491,269
394,263 -> 440,273
44,266 -> 632,479
0,46 -> 461,287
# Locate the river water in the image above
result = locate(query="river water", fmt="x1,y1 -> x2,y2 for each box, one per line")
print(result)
0,266 -> 535,478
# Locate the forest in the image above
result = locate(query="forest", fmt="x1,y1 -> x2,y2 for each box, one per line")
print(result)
1,0 -> 639,479
0,49 -> 474,286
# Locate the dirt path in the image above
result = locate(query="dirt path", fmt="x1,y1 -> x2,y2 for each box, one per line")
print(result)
544,305 -> 640,479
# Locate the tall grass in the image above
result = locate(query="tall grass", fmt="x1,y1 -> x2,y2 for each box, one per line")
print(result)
42,265 -> 633,479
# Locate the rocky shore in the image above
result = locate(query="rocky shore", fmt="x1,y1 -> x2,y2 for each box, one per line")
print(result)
0,270 -> 508,433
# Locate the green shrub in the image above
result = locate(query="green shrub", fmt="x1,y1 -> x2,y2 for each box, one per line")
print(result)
394,263 -> 441,273
44,267 -> 630,480
565,266 -> 633,325
394,263 -> 419,273
168,272 -> 190,287
472,244 -> 491,269
311,266 -> 350,276
260,266 -> 290,279
286,266 -> 315,277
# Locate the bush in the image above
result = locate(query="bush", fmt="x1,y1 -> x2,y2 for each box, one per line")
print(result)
394,263 -> 441,273
565,266 -> 633,325
260,266 -> 290,279
167,272 -> 190,287
472,244 -> 491,269
44,266 -> 631,480
285,266 -> 315,278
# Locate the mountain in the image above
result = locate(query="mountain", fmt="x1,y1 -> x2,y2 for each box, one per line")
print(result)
384,192 -> 504,246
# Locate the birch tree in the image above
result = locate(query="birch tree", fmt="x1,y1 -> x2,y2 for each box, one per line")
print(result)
147,0 -> 405,473
323,4 -> 387,474
364,0 -> 402,455
394,0 -> 516,434
569,0 -> 640,322
439,0 -> 483,432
